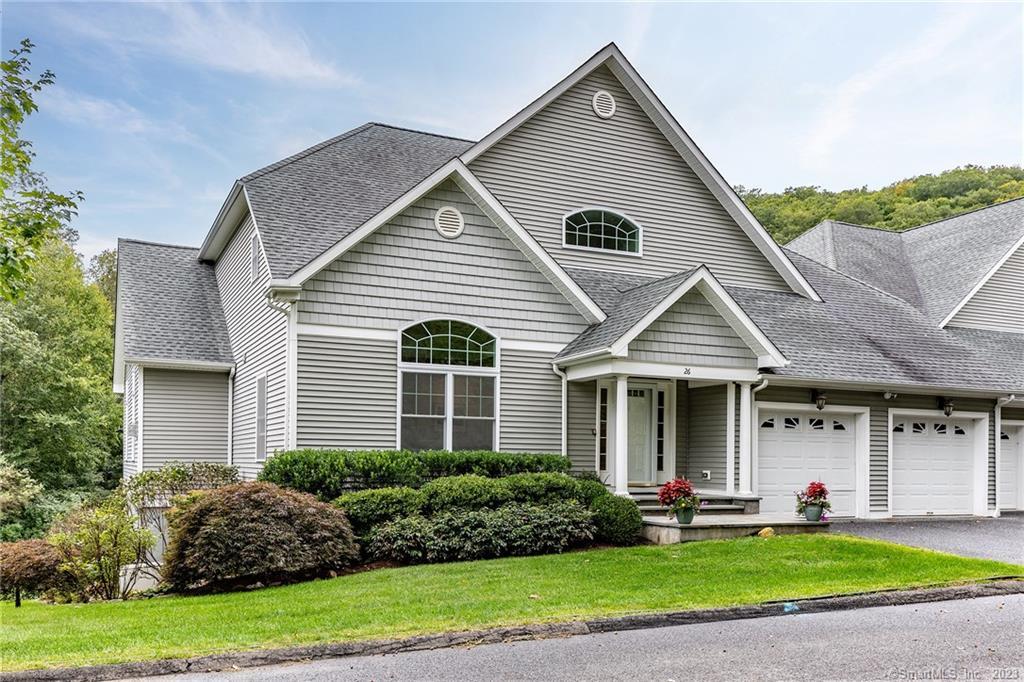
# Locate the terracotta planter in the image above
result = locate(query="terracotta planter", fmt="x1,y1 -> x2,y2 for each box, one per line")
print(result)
675,507 -> 695,524
803,504 -> 824,522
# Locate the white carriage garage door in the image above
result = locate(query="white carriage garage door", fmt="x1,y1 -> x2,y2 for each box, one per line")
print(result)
891,419 -> 974,516
758,412 -> 857,516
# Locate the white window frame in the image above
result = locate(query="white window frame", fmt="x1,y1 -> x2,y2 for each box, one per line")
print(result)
395,318 -> 501,451
255,372 -> 268,461
561,206 -> 644,257
249,233 -> 259,282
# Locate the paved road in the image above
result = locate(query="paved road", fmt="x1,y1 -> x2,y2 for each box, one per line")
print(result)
134,595 -> 1024,681
837,514 -> 1024,564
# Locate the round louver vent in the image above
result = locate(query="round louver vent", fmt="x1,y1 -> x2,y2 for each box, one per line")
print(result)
434,206 -> 465,239
592,90 -> 616,119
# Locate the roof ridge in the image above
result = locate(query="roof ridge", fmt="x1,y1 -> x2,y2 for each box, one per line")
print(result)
784,248 -> 926,310
119,238 -> 200,251
901,195 -> 1024,234
240,122 -> 377,182
619,267 -> 697,295
368,122 -> 476,144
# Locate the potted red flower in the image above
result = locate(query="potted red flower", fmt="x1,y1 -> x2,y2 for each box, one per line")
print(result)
658,478 -> 701,524
796,481 -> 831,522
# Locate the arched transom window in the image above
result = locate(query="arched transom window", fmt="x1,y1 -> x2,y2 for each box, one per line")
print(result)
563,208 -> 641,254
399,320 -> 498,452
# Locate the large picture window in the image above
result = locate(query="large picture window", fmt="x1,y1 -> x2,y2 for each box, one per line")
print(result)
564,208 -> 641,254
400,320 -> 498,451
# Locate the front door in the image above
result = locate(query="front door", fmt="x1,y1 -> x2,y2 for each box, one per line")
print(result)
627,387 -> 655,484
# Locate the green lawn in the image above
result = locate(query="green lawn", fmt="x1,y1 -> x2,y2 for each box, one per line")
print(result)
4,534 -> 1021,671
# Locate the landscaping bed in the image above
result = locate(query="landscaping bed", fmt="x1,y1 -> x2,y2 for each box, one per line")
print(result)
4,534 -> 1021,672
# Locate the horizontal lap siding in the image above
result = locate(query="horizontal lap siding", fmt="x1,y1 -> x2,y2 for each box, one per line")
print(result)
686,384 -> 727,486
298,180 -> 587,345
755,386 -> 997,512
949,245 -> 1024,333
567,380 -> 596,472
1004,407 -> 1024,421
470,66 -> 790,291
215,215 -> 288,480
629,290 -> 756,368
142,369 -> 228,469
122,364 -> 139,476
296,335 -> 397,449
500,350 -> 562,453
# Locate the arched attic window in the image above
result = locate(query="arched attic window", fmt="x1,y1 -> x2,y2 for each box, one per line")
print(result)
399,320 -> 497,452
563,208 -> 641,254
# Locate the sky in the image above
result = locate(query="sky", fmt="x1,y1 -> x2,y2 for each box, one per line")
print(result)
5,2 -> 1022,263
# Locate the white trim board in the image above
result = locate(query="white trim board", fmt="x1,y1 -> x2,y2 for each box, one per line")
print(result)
459,42 -> 821,303
939,235 -> 1024,328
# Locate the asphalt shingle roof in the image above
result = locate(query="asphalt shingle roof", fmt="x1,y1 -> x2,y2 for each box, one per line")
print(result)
241,123 -> 473,279
788,199 -> 1024,324
117,239 -> 233,365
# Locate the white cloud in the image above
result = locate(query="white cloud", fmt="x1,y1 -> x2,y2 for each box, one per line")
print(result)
53,3 -> 356,87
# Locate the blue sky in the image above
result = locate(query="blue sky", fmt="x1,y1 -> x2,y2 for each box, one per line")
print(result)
6,2 -> 1022,262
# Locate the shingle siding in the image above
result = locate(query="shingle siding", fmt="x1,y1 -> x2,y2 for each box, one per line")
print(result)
567,380 -> 596,472
296,335 -> 397,449
629,290 -> 757,368
949,244 -> 1024,333
755,386 -> 997,513
470,66 -> 791,292
298,180 -> 587,345
141,369 -> 229,469
215,215 -> 288,479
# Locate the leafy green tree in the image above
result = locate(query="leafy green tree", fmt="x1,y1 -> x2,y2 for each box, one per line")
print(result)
86,249 -> 117,310
0,39 -> 82,301
0,239 -> 121,491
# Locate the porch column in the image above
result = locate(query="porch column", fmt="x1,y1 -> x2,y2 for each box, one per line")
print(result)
613,374 -> 630,497
726,382 -> 736,494
738,382 -> 752,495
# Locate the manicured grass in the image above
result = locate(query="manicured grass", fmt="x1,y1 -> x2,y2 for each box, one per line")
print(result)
4,534 -> 1021,671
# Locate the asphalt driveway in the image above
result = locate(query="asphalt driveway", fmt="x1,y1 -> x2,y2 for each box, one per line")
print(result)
836,514 -> 1024,564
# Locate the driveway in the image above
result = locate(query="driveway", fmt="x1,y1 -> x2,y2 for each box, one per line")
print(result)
126,594 -> 1024,681
836,514 -> 1024,564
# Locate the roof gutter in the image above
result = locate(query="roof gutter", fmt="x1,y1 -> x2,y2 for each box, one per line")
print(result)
763,374 -> 1024,400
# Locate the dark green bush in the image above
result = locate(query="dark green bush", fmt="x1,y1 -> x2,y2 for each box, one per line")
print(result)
163,482 -> 359,592
590,495 -> 642,545
500,472 -> 583,504
571,478 -> 610,505
258,449 -> 569,500
368,502 -> 595,564
420,475 -> 513,513
333,487 -> 423,537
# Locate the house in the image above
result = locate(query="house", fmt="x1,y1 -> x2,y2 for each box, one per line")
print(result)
113,44 -> 1024,519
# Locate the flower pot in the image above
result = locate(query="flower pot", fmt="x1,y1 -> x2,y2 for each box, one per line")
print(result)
803,504 -> 823,522
675,508 -> 695,525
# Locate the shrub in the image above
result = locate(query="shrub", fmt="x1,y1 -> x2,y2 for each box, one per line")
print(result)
258,449 -> 570,499
590,495 -> 642,546
162,482 -> 359,592
575,478 -> 611,505
369,502 -> 595,565
333,487 -> 423,538
500,472 -> 583,504
48,492 -> 154,600
0,539 -> 63,606
420,475 -> 513,513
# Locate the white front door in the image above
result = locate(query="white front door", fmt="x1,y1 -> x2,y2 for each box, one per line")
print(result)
1000,426 -> 1023,511
627,387 -> 654,484
757,411 -> 858,516
892,419 -> 974,515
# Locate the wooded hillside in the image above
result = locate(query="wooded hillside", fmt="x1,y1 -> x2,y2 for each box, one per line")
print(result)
737,165 -> 1024,245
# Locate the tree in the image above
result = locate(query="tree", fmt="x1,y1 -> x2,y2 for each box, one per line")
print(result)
0,39 -> 82,301
0,239 -> 122,490
86,249 -> 117,310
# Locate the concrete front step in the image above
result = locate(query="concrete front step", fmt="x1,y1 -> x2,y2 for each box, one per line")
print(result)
630,490 -> 761,515
639,503 -> 746,515
640,513 -> 830,544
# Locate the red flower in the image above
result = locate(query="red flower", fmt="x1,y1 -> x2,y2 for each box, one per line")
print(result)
804,481 -> 829,500
657,478 -> 695,506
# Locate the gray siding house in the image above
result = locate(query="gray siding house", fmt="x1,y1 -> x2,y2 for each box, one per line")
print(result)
114,44 -> 1024,518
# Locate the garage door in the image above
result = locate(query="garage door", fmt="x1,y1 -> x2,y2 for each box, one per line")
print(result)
758,412 -> 856,516
892,419 -> 973,515
1000,427 -> 1022,511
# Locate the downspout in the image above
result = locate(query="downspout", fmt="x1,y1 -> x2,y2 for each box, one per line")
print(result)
751,378 -> 769,396
994,394 -> 1016,517
226,365 -> 235,466
551,363 -> 568,458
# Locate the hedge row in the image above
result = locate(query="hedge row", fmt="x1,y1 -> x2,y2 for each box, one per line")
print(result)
334,472 -> 641,545
368,502 -> 595,564
259,449 -> 571,500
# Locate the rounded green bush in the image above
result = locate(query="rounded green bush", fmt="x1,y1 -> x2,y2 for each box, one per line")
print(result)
501,472 -> 581,504
420,475 -> 512,513
575,478 -> 611,505
333,487 -> 423,537
163,482 -> 359,592
590,494 -> 642,545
